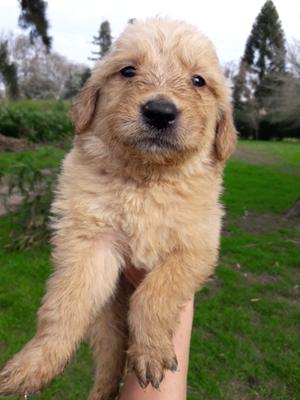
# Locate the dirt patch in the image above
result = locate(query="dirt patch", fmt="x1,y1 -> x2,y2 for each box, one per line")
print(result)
290,269 -> 300,282
197,275 -> 223,301
225,379 -> 259,400
233,145 -> 300,177
0,133 -> 34,152
0,180 -> 23,216
232,146 -> 279,166
242,272 -> 282,285
272,292 -> 300,306
286,198 -> 300,219
234,212 -> 299,235
0,168 -> 57,216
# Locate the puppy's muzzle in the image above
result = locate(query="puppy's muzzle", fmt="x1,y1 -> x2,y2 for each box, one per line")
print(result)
141,100 -> 178,130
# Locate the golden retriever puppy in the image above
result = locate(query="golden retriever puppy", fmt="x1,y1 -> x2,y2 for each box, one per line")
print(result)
0,17 -> 236,399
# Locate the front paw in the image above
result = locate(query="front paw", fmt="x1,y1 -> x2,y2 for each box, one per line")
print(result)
127,340 -> 178,389
0,350 -> 44,396
0,340 -> 63,396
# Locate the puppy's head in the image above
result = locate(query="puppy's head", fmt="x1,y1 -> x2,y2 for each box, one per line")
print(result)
72,18 -> 237,165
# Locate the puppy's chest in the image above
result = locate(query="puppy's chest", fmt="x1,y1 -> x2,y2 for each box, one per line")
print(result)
119,184 -> 197,271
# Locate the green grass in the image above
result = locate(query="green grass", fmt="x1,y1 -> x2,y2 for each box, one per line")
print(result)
189,227 -> 300,400
238,140 -> 300,169
0,146 -> 65,175
223,160 -> 300,215
0,140 -> 300,399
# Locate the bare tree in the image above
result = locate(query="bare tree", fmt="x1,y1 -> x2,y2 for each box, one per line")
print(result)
287,39 -> 300,79
223,60 -> 238,82
7,34 -> 87,99
270,40 -> 300,114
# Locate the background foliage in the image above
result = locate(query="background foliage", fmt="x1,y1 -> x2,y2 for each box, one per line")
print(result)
0,100 -> 72,142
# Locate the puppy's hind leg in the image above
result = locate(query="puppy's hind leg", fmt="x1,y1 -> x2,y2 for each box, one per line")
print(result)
88,277 -> 131,400
0,231 -> 124,397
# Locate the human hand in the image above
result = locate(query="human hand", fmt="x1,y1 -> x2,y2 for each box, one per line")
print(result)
120,267 -> 194,400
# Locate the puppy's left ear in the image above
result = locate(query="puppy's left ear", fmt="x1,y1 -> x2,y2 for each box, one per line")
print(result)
214,105 -> 238,161
70,79 -> 100,134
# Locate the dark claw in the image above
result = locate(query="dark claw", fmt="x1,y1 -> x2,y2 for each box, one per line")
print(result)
164,355 -> 178,372
138,378 -> 149,389
152,373 -> 164,390
170,356 -> 178,371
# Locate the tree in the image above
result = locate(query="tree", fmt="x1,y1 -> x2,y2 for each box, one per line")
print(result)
4,33 -> 87,100
63,67 -> 91,99
274,40 -> 300,138
18,0 -> 52,50
288,39 -> 300,79
90,20 -> 112,61
234,1 -> 286,112
223,61 -> 238,82
0,40 -> 19,99
0,0 -> 51,98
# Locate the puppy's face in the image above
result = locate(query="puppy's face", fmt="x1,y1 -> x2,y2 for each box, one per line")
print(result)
72,19 -> 237,165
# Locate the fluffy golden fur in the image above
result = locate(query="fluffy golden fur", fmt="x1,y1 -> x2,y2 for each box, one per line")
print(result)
0,18 -> 237,399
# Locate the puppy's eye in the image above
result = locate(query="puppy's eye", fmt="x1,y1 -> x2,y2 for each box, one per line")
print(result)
120,66 -> 136,78
192,75 -> 206,87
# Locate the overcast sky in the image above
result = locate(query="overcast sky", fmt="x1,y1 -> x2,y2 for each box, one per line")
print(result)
1,0 -> 299,67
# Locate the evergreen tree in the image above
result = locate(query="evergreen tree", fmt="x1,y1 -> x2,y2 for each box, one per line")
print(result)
90,21 -> 112,61
234,0 -> 286,111
0,41 -> 19,100
18,0 -> 52,50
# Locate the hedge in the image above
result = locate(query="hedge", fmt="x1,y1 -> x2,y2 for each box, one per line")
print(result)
0,100 -> 73,142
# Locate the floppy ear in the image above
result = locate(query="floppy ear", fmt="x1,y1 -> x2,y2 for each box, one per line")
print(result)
70,79 -> 100,134
214,106 -> 238,161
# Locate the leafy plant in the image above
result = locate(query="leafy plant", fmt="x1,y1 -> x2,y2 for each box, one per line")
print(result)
0,100 -> 72,143
0,163 -> 57,249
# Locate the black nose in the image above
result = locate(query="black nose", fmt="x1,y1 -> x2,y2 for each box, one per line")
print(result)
142,100 -> 178,129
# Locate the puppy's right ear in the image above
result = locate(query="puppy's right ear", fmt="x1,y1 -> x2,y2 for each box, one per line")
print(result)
70,79 -> 99,134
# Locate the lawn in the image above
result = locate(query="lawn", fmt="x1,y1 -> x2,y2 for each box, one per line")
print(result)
0,140 -> 299,399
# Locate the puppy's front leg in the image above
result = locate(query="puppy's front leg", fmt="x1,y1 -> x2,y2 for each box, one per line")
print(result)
127,248 -> 215,389
0,231 -> 123,396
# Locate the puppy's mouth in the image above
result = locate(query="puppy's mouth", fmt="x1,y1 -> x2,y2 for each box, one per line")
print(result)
133,131 -> 180,152
136,135 -> 179,151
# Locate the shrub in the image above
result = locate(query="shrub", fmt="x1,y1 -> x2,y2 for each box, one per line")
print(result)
234,109 -> 259,139
258,114 -> 283,140
0,100 -> 73,142
258,110 -> 300,140
234,108 -> 300,140
0,163 -> 56,249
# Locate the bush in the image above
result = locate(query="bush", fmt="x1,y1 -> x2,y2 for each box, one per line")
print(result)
234,109 -> 259,139
258,114 -> 283,140
234,108 -> 300,140
259,110 -> 300,140
0,100 -> 73,142
0,164 -> 56,249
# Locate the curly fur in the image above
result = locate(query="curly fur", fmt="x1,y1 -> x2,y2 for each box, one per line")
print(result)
0,17 -> 237,399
